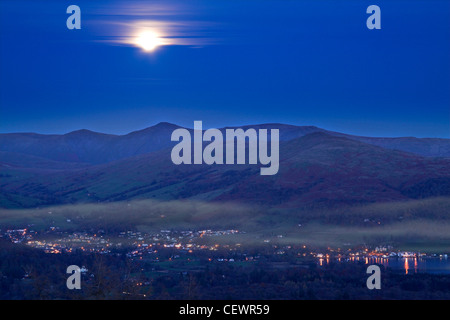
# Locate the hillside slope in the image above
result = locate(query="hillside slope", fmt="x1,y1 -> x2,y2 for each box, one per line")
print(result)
2,132 -> 449,208
1,123 -> 449,170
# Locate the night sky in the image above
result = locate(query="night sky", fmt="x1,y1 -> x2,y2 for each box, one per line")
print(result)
0,0 -> 449,138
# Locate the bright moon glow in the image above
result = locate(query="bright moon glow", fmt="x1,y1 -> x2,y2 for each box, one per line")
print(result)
135,31 -> 163,52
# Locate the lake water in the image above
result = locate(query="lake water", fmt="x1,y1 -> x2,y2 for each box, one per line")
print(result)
319,256 -> 450,275
378,257 -> 450,275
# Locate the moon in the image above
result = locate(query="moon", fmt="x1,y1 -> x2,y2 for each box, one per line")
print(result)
135,31 -> 163,52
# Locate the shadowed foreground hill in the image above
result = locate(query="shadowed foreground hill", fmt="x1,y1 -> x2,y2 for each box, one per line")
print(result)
1,131 -> 450,208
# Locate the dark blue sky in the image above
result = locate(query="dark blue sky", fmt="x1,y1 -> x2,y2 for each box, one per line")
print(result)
0,0 -> 449,137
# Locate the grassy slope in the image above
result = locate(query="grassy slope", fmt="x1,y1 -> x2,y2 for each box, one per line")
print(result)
3,133 -> 450,209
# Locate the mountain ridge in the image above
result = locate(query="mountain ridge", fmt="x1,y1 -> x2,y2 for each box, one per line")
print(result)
1,131 -> 450,208
1,122 -> 450,167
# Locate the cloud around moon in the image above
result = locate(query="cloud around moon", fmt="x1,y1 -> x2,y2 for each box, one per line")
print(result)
87,1 -> 224,50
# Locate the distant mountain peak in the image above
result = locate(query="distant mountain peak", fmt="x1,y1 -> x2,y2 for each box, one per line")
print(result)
155,121 -> 177,127
126,122 -> 181,137
65,129 -> 99,136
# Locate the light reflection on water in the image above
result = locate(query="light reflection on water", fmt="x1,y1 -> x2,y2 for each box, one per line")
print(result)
319,256 -> 450,275
376,257 -> 450,275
